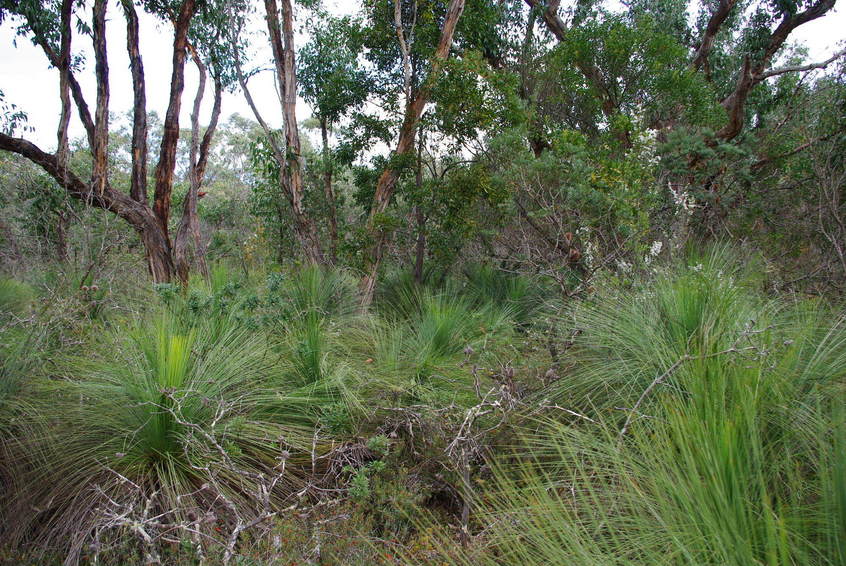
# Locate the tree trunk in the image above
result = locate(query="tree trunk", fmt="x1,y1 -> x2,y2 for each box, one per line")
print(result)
413,206 -> 426,284
141,221 -> 177,283
91,0 -> 110,195
55,212 -> 69,263
360,0 -> 466,307
122,0 -> 148,204
0,133 -> 175,283
2,0 -> 211,285
56,0 -> 72,167
263,0 -> 325,265
153,0 -> 197,239
174,50 -> 220,285
413,128 -> 426,284
321,117 -> 339,264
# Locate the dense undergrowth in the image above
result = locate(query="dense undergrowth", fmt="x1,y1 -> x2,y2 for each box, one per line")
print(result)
0,249 -> 843,565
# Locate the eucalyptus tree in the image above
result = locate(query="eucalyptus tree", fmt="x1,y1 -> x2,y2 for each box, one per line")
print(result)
521,0 -> 844,144
356,0 -> 469,307
173,0 -> 243,282
230,0 -> 326,265
473,0 -> 845,263
0,0 -> 235,283
299,13 -> 370,263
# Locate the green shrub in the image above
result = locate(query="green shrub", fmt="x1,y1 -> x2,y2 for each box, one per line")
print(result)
410,249 -> 846,566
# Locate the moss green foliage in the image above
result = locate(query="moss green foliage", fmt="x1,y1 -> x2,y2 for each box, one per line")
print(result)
406,251 -> 846,566
1,252 -> 844,565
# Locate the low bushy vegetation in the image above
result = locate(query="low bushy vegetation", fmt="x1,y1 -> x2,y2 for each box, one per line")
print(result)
0,250 -> 842,565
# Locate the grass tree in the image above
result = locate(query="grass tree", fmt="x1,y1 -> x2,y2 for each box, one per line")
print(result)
8,313 -> 316,562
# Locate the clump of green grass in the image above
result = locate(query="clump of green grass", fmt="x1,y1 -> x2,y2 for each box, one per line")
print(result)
462,264 -> 553,328
409,249 -> 846,566
551,245 -> 763,414
9,312 -> 314,560
0,276 -> 33,316
269,264 -> 359,323
266,310 -> 367,432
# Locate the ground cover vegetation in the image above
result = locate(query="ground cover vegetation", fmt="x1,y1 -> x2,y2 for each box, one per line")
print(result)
0,0 -> 844,563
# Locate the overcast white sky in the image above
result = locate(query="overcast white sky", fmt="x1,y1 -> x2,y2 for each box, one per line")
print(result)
0,0 -> 843,150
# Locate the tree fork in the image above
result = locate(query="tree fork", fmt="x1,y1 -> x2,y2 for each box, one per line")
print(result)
360,0 -> 467,307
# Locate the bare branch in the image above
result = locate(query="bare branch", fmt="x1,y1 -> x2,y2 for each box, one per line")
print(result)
757,47 -> 846,80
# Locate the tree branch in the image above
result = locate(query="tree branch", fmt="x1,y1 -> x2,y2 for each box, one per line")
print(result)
121,0 -> 149,203
691,0 -> 738,76
757,47 -> 846,80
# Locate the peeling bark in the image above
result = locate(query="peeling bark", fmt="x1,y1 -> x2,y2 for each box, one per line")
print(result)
91,0 -> 109,196
174,51 -> 221,285
122,0 -> 148,204
262,0 -> 325,264
0,133 -> 174,281
716,0 -> 836,141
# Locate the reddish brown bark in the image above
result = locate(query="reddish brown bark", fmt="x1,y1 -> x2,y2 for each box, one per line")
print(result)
122,0 -> 148,204
2,0 -> 215,284
691,0 -> 738,79
0,133 -> 174,281
153,0 -> 198,239
716,0 -> 835,141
